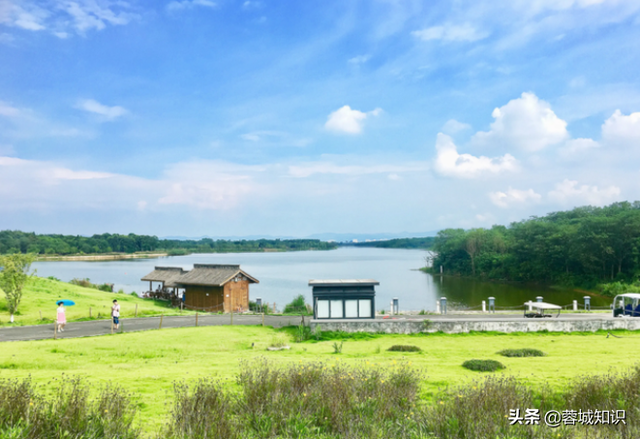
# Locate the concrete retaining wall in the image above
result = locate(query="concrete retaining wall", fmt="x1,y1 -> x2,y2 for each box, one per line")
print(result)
310,318 -> 640,334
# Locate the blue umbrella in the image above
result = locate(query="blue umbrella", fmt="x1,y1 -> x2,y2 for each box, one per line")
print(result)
56,300 -> 76,306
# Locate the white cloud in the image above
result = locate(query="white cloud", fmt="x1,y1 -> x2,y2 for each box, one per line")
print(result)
167,0 -> 217,12
0,101 -> 21,117
602,110 -> 640,147
489,187 -> 541,208
288,161 -> 427,178
239,131 -> 312,147
62,1 -> 134,32
348,55 -> 370,65
472,92 -> 568,152
412,23 -> 488,42
433,133 -> 518,179
0,1 -> 136,35
548,179 -> 621,205
324,105 -> 382,134
441,119 -> 471,135
242,1 -> 262,10
558,138 -> 600,159
77,99 -> 128,120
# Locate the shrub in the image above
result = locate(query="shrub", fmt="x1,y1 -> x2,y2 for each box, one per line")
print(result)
387,345 -> 421,352
283,294 -> 311,315
235,359 -> 422,438
332,341 -> 344,354
161,379 -> 236,439
0,377 -> 140,439
427,375 -> 538,439
498,348 -> 545,357
462,359 -> 505,372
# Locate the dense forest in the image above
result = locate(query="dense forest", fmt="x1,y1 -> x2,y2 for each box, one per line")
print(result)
429,202 -> 640,289
0,231 -> 337,255
347,237 -> 435,249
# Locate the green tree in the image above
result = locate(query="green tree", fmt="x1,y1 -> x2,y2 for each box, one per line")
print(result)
0,253 -> 37,323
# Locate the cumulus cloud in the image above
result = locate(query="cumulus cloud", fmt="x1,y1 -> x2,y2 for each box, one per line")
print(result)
548,179 -> 621,205
489,187 -> 541,208
324,105 -> 382,134
433,133 -> 518,179
472,92 -> 568,152
412,23 -> 488,42
558,138 -> 600,159
602,110 -> 640,147
77,99 -> 128,120
167,0 -> 216,12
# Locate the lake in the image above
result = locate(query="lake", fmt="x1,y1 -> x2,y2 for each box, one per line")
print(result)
31,247 -> 610,311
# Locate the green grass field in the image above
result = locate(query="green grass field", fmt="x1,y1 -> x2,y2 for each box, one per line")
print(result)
0,276 -> 189,326
1,325 -> 639,435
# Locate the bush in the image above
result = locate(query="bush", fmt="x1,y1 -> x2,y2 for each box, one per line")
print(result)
0,377 -> 140,439
387,345 -> 421,352
427,375 -> 538,439
235,359 -> 422,438
283,294 -> 311,315
462,359 -> 505,372
498,348 -> 545,357
161,379 -> 236,439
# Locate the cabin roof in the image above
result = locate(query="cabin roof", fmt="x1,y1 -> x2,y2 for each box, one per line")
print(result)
141,264 -> 259,287
308,279 -> 379,287
141,266 -> 187,287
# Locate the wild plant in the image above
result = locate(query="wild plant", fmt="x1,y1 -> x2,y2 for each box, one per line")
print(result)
332,341 -> 343,354
160,379 -> 236,439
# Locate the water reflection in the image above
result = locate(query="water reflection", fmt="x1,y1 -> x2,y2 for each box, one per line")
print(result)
31,247 -> 609,312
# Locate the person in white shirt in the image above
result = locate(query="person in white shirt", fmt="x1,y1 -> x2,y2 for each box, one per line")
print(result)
111,299 -> 121,330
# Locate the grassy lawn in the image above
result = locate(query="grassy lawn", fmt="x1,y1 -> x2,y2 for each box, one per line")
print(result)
1,325 -> 639,435
0,276 -> 189,326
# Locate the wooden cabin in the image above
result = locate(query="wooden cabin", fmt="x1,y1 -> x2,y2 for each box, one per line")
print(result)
141,264 -> 259,312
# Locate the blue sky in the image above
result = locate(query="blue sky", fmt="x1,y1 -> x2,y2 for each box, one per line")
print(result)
1,0 -> 640,238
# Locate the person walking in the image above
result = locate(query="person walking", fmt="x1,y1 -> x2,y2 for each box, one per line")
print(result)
56,301 -> 66,332
111,299 -> 120,330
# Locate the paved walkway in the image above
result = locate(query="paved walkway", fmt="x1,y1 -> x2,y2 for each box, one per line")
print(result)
0,312 -> 620,343
0,314 -> 306,343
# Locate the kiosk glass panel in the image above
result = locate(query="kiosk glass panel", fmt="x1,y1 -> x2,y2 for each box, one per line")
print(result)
345,300 -> 358,318
358,299 -> 372,318
330,300 -> 343,318
317,300 -> 329,318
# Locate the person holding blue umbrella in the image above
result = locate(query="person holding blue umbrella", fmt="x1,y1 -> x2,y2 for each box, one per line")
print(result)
56,301 -> 66,332
55,300 -> 75,333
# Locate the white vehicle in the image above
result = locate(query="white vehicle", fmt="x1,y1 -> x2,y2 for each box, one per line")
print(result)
524,301 -> 562,318
612,293 -> 640,317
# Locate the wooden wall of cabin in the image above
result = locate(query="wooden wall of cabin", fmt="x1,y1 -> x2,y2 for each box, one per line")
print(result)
224,280 -> 250,312
184,285 -> 224,311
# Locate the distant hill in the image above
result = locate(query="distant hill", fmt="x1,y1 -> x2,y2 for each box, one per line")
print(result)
343,237 -> 435,249
307,231 -> 438,242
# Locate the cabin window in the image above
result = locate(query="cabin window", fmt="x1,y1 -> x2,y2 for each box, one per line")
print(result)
330,300 -> 343,318
345,300 -> 358,318
317,300 -> 329,318
358,299 -> 371,318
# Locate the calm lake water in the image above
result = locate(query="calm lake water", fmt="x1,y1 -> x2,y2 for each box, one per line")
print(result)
31,247 -> 610,311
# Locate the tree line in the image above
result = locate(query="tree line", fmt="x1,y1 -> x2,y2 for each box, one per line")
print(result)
0,231 -> 337,255
429,201 -> 640,288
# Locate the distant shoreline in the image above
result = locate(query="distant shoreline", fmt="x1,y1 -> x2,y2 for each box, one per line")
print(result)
36,253 -> 169,261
